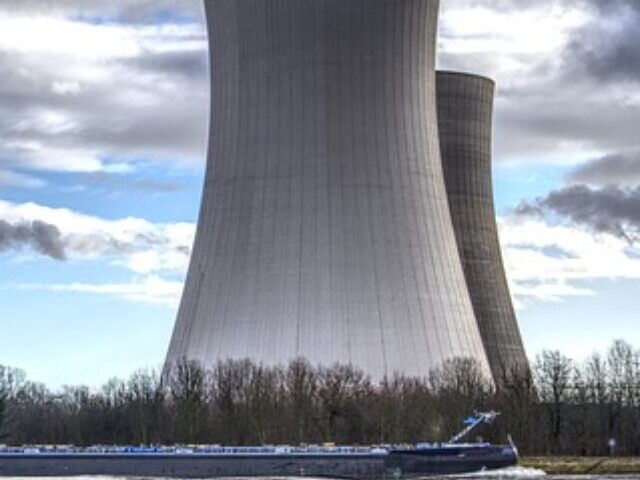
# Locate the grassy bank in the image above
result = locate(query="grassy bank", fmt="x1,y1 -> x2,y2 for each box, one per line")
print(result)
521,457 -> 640,475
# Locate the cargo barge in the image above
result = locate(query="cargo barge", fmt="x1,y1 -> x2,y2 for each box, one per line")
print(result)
0,412 -> 518,478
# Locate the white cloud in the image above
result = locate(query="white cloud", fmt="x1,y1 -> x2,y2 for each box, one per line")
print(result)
498,215 -> 640,307
0,14 -> 141,59
440,5 -> 587,58
0,199 -> 194,307
509,280 -> 594,303
17,275 -> 183,306
438,2 -> 588,89
0,199 -> 195,274
2,141 -> 105,173
51,81 -> 82,96
0,7 -> 208,175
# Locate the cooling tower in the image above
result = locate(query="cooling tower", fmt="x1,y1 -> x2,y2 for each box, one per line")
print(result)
436,71 -> 529,380
165,0 -> 492,380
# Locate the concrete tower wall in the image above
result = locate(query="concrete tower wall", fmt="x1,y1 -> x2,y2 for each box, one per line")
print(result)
166,0 -> 492,380
436,71 -> 528,379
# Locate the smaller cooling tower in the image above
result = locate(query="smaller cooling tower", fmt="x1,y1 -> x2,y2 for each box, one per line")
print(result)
436,71 -> 529,380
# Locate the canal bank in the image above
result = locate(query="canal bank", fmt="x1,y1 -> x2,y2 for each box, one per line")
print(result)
522,457 -> 640,475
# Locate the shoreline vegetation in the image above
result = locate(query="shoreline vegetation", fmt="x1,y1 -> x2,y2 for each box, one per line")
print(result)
1,339 -> 640,459
521,457 -> 640,475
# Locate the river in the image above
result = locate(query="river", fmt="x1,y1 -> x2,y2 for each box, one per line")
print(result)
3,466 -> 640,480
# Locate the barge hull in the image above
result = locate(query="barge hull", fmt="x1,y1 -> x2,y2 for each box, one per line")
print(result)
0,454 -> 385,479
0,450 -> 517,479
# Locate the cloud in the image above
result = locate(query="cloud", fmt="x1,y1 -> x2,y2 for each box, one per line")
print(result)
509,280 -> 593,304
569,152 -> 640,186
498,214 -> 640,306
439,0 -> 640,164
0,170 -> 46,189
564,0 -> 640,84
0,198 -> 194,307
1,0 -> 637,314
0,1 -> 202,26
516,185 -> 640,242
0,199 -> 194,274
80,172 -> 187,193
0,6 -> 208,176
568,28 -> 640,85
0,0 -> 634,179
16,275 -> 184,306
0,220 -> 65,260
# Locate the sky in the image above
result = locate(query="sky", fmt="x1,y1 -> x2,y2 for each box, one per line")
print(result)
1,0 -> 639,389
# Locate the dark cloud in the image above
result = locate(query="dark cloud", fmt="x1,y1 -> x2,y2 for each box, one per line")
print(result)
0,220 -> 66,260
439,0 -> 640,163
586,0 -> 640,14
564,4 -> 640,84
495,97 -> 640,159
444,0 -> 640,14
559,0 -> 640,84
532,0 -> 640,151
0,216 -> 192,263
513,202 -> 544,218
517,185 -> 640,242
124,48 -> 208,80
570,152 -> 640,186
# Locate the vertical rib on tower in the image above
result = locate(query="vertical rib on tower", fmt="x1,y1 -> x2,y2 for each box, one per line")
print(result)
436,71 -> 529,380
165,0 -> 492,380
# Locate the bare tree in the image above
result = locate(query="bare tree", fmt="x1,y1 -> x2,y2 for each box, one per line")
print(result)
429,358 -> 492,441
285,358 -> 318,443
168,359 -> 207,443
5,342 -> 640,456
535,350 -> 574,453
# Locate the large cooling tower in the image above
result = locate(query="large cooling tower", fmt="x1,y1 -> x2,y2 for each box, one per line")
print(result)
436,71 -> 528,380
165,0 -> 492,380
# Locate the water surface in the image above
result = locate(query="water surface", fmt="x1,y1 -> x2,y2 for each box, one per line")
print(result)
5,468 -> 640,480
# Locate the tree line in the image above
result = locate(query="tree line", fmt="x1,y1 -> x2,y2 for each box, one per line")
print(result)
1,339 -> 640,456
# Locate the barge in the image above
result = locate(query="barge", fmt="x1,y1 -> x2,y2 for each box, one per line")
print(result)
0,412 -> 518,478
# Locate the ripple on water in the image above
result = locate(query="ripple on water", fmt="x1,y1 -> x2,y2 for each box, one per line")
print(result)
432,466 -> 547,479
